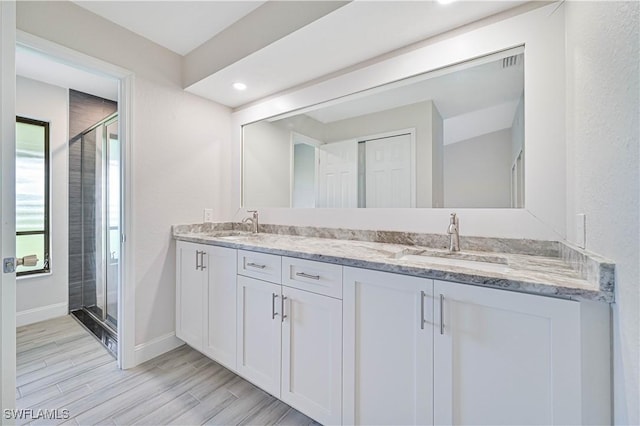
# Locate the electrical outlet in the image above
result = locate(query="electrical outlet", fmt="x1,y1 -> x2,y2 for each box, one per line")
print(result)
203,208 -> 213,223
576,213 -> 586,249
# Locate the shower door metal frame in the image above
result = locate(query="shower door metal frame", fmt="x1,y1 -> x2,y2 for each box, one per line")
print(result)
78,112 -> 119,333
102,114 -> 119,330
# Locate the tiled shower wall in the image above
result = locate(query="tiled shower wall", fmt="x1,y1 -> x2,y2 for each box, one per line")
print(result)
68,90 -> 117,312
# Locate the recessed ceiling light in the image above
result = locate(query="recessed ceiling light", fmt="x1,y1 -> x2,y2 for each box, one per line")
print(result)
233,82 -> 247,91
437,0 -> 457,4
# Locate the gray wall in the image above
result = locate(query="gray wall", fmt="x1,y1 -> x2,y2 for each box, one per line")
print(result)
292,143 -> 316,208
431,104 -> 444,208
444,129 -> 512,208
243,120 -> 291,208
68,90 -> 117,312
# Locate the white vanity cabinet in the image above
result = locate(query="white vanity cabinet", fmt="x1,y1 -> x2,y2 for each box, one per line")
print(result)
176,241 -> 610,426
176,241 -> 237,367
280,257 -> 343,425
203,246 -> 238,371
236,274 -> 283,396
175,241 -> 208,351
236,253 -> 343,426
342,268 -> 610,426
433,280 -> 582,425
343,267 -> 434,426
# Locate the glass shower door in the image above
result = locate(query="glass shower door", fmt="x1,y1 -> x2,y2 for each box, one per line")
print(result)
79,114 -> 119,332
81,125 -> 100,319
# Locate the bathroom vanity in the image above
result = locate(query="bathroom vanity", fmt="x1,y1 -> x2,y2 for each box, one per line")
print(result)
173,223 -> 613,426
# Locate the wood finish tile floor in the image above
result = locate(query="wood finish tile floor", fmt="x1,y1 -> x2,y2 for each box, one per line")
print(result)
16,316 -> 319,426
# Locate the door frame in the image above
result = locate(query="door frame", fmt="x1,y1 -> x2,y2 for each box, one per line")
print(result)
289,131 -> 322,208
0,0 -> 17,415
15,30 -> 136,369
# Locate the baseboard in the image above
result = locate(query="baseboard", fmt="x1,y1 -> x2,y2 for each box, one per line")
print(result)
16,302 -> 68,327
134,332 -> 184,366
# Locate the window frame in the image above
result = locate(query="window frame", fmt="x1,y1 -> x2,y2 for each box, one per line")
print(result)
16,116 -> 50,276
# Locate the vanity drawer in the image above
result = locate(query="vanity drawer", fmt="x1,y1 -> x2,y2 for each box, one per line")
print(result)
237,250 -> 282,284
282,257 -> 343,299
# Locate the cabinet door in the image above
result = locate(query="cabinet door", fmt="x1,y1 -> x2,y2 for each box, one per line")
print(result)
281,287 -> 342,425
204,246 -> 237,371
343,267 -> 433,426
176,241 -> 206,351
433,280 -> 581,425
236,275 -> 282,397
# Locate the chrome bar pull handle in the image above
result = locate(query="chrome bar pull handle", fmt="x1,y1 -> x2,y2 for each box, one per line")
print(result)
247,262 -> 266,269
439,294 -> 445,335
420,291 -> 426,330
195,250 -> 201,270
200,251 -> 206,270
272,293 -> 279,320
295,272 -> 320,280
281,296 -> 288,322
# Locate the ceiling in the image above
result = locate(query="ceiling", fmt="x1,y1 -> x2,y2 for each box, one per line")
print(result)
16,45 -> 119,101
72,1 -> 266,56
25,1 -> 529,109
184,1 -> 527,108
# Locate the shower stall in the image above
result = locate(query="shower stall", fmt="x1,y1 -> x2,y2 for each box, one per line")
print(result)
69,112 -> 120,355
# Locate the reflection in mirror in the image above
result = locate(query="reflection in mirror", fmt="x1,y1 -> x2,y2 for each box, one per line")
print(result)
243,47 -> 524,209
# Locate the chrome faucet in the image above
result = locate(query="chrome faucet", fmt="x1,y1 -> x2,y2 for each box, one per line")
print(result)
447,213 -> 460,252
243,210 -> 259,233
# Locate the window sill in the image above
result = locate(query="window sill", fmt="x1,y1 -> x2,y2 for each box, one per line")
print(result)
17,271 -> 53,281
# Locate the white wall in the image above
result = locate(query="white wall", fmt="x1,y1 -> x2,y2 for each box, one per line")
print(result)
444,129 -> 512,208
15,76 -> 68,326
565,2 -> 639,424
243,120 -> 291,207
16,1 -> 233,357
132,78 -> 231,351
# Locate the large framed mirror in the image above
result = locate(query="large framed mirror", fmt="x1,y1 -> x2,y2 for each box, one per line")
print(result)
242,47 -> 524,209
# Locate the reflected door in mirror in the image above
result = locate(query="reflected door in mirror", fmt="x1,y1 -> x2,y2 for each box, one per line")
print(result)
317,140 -> 357,208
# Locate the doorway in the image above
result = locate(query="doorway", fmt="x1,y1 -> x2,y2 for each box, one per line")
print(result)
15,31 -> 134,369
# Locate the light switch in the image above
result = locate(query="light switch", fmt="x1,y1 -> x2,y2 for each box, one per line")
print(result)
576,213 -> 586,249
203,208 -> 213,223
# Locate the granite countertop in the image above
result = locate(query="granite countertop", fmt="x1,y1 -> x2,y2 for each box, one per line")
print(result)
172,223 -> 615,303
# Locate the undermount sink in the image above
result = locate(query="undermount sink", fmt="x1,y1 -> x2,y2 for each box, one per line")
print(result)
208,231 -> 255,240
392,248 -> 509,274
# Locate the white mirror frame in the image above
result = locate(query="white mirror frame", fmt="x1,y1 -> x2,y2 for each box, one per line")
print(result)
231,3 -> 566,240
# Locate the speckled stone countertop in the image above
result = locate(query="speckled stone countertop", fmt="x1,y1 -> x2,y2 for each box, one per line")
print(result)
172,223 -> 615,303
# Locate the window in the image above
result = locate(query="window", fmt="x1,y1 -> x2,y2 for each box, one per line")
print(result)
16,117 -> 50,275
